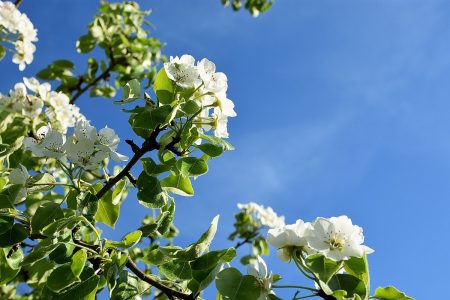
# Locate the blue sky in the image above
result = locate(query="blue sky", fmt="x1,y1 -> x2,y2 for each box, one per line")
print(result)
2,0 -> 450,298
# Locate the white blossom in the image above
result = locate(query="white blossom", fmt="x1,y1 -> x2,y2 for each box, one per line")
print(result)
0,1 -> 38,70
216,91 -> 237,117
238,202 -> 285,228
97,127 -> 128,162
24,126 -> 66,159
306,216 -> 374,261
66,121 -> 127,169
267,219 -> 312,261
65,136 -> 105,170
212,108 -> 230,138
23,77 -> 51,100
46,91 -> 86,132
247,256 -> 276,300
198,58 -> 228,93
164,55 -> 200,88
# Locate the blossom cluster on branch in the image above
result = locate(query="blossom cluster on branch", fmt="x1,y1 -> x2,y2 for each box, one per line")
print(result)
268,215 -> 374,262
0,1 -> 37,70
0,77 -> 84,132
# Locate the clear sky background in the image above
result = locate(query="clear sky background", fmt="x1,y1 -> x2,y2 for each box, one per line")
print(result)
2,0 -> 449,299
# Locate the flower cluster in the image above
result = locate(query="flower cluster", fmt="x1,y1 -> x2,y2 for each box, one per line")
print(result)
164,55 -> 236,138
0,78 -> 85,132
238,202 -> 285,228
0,1 -> 38,70
24,121 -> 128,170
267,215 -> 374,262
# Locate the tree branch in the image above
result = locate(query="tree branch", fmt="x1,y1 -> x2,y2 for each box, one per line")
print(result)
14,0 -> 23,7
70,229 -> 193,300
125,257 -> 194,300
69,63 -> 115,104
95,126 -> 164,199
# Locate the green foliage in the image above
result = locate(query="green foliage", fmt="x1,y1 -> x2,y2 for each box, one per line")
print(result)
37,1 -> 163,102
373,286 -> 414,300
216,267 -> 262,300
220,0 -> 274,17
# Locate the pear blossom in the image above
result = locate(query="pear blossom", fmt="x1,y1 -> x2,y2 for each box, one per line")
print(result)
0,1 -> 38,70
46,91 -> 86,132
65,121 -> 127,169
212,108 -> 230,138
23,77 -> 51,100
24,126 -> 66,159
97,127 -> 128,162
247,256 -> 277,300
216,92 -> 237,117
0,82 -> 43,117
267,219 -> 312,261
65,136 -> 106,170
198,58 -> 228,93
238,202 -> 285,228
306,216 -> 374,261
164,55 -> 200,88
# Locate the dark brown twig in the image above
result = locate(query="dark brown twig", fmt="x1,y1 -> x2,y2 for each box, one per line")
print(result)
95,126 -> 164,199
125,257 -> 194,300
69,64 -> 115,104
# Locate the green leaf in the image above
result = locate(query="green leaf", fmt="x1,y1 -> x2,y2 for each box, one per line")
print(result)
42,215 -> 83,236
0,247 -> 23,284
188,248 -> 236,293
0,185 -> 23,208
94,190 -> 120,228
200,133 -> 235,150
0,223 -> 28,247
305,253 -> 343,283
106,230 -> 142,249
157,201 -> 176,236
137,173 -> 168,208
160,173 -> 194,196
176,157 -> 208,177
344,255 -> 369,285
77,33 -> 97,53
87,58 -> 98,79
196,143 -> 224,157
21,240 -> 60,266
77,193 -> 99,222
215,268 -> 262,300
31,202 -> 64,233
0,216 -> 13,235
90,85 -> 116,98
159,260 -> 192,281
0,45 -> 5,60
71,249 -> 87,277
27,173 -> 56,193
119,79 -> 141,103
154,68 -> 175,104
111,270 -> 150,300
59,274 -> 100,300
129,105 -> 172,138
47,264 -> 80,292
327,274 -> 367,300
182,100 -> 201,114
172,215 -> 220,261
373,286 -> 414,300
